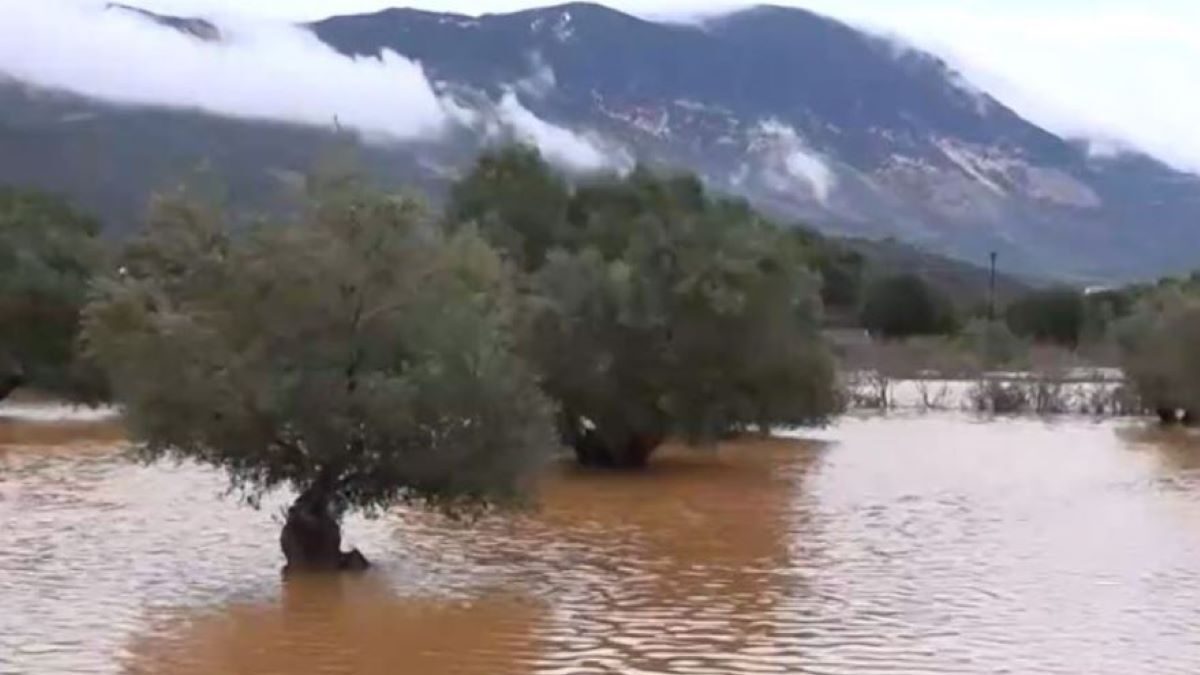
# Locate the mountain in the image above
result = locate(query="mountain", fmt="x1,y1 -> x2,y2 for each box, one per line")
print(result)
0,80 -> 449,229
105,4 -> 222,40
2,2 -> 1198,281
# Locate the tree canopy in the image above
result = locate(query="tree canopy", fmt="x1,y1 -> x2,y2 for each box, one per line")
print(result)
1114,287 -> 1200,422
0,187 -> 105,402
859,273 -> 958,339
1005,288 -> 1085,348
451,147 -> 839,468
83,178 -> 556,569
447,145 -> 571,269
786,228 -> 865,314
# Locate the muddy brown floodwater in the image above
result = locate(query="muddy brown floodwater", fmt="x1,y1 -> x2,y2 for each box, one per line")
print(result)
3,411 -> 1200,674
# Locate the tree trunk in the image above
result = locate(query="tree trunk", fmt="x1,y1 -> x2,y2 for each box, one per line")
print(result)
561,415 -> 664,469
1157,407 -> 1180,425
0,368 -> 23,403
279,485 -> 369,573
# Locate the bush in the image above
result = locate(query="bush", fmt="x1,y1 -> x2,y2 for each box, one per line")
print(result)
968,380 -> 1030,414
1005,288 -> 1085,347
960,318 -> 1027,368
859,273 -> 958,339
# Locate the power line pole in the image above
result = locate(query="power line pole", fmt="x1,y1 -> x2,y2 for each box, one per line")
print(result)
987,251 -> 998,322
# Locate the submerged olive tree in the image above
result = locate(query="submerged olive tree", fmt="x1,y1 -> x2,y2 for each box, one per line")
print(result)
0,187 -> 105,402
1115,289 -> 1200,424
83,180 -> 557,571
452,147 -> 839,468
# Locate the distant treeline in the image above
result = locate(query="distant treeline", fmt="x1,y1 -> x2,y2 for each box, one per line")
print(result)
2,147 -> 1197,423
801,229 -> 1142,352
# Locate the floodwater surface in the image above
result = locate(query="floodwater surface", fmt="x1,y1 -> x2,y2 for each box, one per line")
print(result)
3,409 -> 1200,674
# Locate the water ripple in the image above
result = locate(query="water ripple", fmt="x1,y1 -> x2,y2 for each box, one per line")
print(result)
2,415 -> 1200,673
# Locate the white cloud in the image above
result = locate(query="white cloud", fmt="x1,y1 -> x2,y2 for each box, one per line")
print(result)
130,0 -> 547,21
0,2 -> 628,172
782,149 -> 835,202
0,0 -> 454,140
780,0 -> 1200,174
494,91 -> 625,172
512,52 -> 557,100
9,0 -> 1200,175
750,120 -> 836,203
463,53 -> 628,173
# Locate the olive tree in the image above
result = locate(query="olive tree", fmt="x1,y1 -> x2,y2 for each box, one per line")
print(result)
83,181 -> 556,571
859,273 -> 958,339
1115,289 -> 1200,424
1005,288 -> 1085,348
447,145 -> 571,269
453,148 -> 839,468
0,187 -> 105,402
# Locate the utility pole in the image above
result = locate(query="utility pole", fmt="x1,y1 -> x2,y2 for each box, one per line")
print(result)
987,251 -> 998,322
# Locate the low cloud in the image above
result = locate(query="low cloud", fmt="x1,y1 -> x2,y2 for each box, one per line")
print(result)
0,0 -> 453,140
512,51 -> 557,100
18,0 -> 1189,183
784,0 -> 1200,175
124,0 -> 1200,176
750,120 -> 836,203
0,2 -> 627,172
493,91 -> 626,173
479,54 -> 628,173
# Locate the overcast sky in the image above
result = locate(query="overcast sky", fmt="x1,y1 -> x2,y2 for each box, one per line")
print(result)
7,0 -> 1200,173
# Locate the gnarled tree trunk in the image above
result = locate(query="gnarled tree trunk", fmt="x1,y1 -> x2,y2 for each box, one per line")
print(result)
280,484 -> 368,573
560,413 -> 664,469
1157,407 -> 1179,425
0,365 -> 23,403
1153,406 -> 1200,426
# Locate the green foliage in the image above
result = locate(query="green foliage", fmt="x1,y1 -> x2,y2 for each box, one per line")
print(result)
447,145 -> 571,269
859,273 -> 958,339
451,147 -> 839,466
1114,288 -> 1200,416
1005,288 -> 1085,347
959,318 -> 1027,368
1080,289 -> 1135,344
0,187 -> 106,401
787,229 -> 865,312
83,179 -> 556,512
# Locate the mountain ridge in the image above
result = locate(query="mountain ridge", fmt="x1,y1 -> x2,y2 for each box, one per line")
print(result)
1,2 -> 1197,282
307,2 -> 1200,280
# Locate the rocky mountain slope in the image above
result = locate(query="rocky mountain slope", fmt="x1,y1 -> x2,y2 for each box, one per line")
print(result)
2,2 -> 1198,281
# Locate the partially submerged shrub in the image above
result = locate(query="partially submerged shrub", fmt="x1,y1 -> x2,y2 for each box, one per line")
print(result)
969,379 -> 1030,414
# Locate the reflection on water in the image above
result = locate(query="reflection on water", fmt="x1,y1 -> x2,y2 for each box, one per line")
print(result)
125,580 -> 543,675
0,416 -> 123,449
4,412 -> 1200,674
